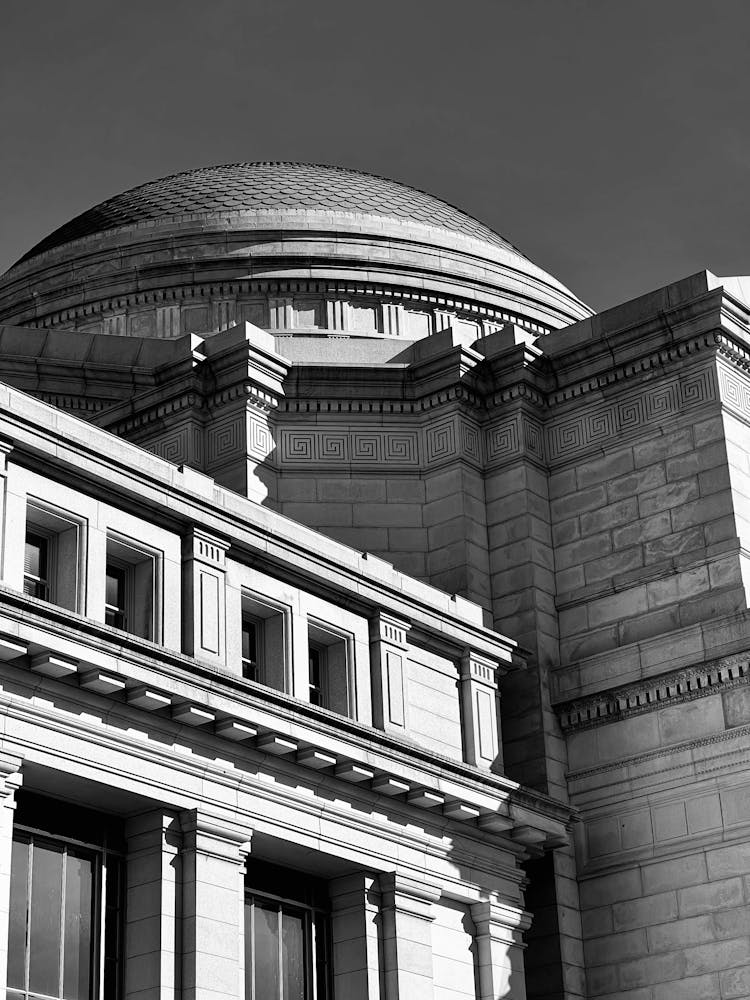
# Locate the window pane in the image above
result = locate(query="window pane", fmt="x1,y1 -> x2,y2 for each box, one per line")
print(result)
105,566 -> 124,610
63,850 -> 94,1000
7,838 -> 29,990
29,841 -> 64,997
253,903 -> 280,999
24,534 -> 46,578
282,910 -> 305,1000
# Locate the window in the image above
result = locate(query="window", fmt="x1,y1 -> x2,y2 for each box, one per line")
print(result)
7,794 -> 123,1000
105,534 -> 159,641
23,501 -> 85,612
242,615 -> 261,681
308,645 -> 325,706
240,594 -> 289,691
105,565 -> 127,631
23,533 -> 49,600
244,861 -> 330,1000
307,621 -> 353,716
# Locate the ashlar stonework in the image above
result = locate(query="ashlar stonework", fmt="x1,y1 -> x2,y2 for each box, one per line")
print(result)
0,162 -> 747,1000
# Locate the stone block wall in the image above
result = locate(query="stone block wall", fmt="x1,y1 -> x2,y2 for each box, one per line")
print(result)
551,394 -> 745,674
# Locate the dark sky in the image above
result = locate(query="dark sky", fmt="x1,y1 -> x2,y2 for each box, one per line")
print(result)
2,0 -> 749,311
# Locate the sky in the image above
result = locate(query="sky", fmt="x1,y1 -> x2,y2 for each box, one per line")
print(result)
1,0 -> 750,312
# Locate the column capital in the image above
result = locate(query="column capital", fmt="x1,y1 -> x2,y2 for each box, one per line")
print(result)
471,899 -> 533,938
0,753 -> 23,807
125,809 -> 182,855
0,439 -> 13,475
179,807 -> 253,863
379,872 -> 440,913
182,526 -> 231,567
369,611 -> 411,648
461,649 -> 505,684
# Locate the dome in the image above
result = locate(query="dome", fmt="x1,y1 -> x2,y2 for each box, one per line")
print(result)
0,162 -> 592,338
20,162 -> 520,263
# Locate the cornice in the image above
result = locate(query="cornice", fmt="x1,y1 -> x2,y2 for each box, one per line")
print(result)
557,652 -> 750,732
568,721 -> 750,783
0,592 -> 571,849
6,276 -> 553,338
545,330 -> 721,408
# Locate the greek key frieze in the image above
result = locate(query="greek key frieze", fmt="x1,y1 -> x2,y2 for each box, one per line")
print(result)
547,365 -> 718,463
279,428 -> 419,466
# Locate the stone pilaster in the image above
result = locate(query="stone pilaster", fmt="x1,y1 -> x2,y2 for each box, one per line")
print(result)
379,873 -> 439,1000
471,900 -> 532,1000
0,754 -> 22,1000
124,811 -> 182,1000
179,809 -> 252,1000
460,650 -> 504,772
369,612 -> 411,736
329,873 -> 381,1000
182,528 -> 231,666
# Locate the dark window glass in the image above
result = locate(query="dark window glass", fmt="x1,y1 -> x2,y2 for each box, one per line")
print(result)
105,564 -> 127,630
7,828 -> 121,1000
242,617 -> 259,681
244,869 -> 329,1000
24,532 -> 49,600
253,903 -> 280,997
308,646 -> 324,706
63,850 -> 94,1000
7,839 -> 27,989
282,910 -> 305,1000
29,841 -> 64,997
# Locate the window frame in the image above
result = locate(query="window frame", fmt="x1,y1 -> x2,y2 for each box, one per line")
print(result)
306,619 -> 355,717
308,643 -> 326,707
104,532 -> 161,642
23,531 -> 50,602
241,613 -> 263,682
240,591 -> 291,692
244,883 -> 330,1000
8,824 -> 123,1000
23,498 -> 87,613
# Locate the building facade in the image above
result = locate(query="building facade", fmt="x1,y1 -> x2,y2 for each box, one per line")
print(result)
0,162 -> 747,998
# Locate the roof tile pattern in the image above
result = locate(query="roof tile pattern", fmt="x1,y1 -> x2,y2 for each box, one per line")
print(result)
20,162 -> 522,263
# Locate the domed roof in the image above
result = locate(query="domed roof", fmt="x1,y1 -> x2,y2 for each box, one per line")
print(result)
20,161 -> 522,264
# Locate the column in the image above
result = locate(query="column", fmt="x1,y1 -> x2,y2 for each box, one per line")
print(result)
379,873 -> 438,1000
471,900 -> 532,1000
369,612 -> 411,736
329,873 -> 381,1000
460,650 -> 504,772
124,811 -> 182,1000
182,528 -> 231,666
179,809 -> 252,1000
0,754 -> 22,1000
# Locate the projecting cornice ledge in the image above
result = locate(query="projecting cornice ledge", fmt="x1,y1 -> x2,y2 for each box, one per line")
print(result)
556,652 -> 750,732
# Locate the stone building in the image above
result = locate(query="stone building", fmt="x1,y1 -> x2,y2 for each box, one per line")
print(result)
0,161 -> 747,999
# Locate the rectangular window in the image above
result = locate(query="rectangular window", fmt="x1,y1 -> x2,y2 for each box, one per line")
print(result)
240,594 -> 289,692
105,564 -> 128,631
242,616 -> 261,681
307,621 -> 353,716
105,534 -> 160,641
244,863 -> 330,1000
7,832 -> 122,1000
23,533 -> 49,600
308,645 -> 325,706
23,501 -> 85,612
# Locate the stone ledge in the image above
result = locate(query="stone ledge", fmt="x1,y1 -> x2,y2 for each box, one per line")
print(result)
557,654 -> 750,732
